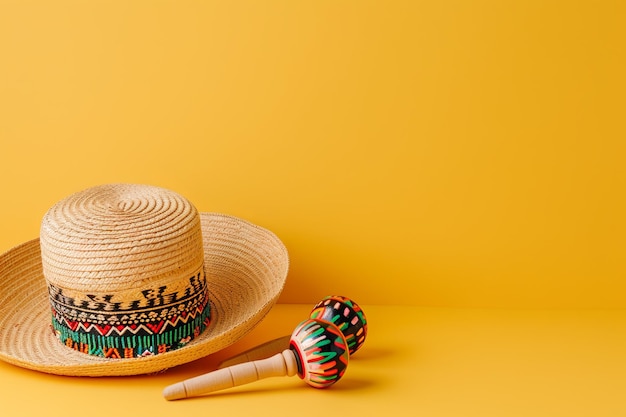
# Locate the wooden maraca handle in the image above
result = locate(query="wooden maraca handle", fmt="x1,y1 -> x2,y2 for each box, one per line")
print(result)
163,349 -> 298,400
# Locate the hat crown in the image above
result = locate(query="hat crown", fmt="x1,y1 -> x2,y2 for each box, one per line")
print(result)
39,184 -> 210,359
40,183 -> 204,293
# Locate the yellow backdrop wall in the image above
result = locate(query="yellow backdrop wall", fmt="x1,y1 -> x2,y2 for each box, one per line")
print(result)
1,1 -> 624,307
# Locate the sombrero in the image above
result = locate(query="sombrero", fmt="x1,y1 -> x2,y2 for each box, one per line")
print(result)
0,184 -> 288,376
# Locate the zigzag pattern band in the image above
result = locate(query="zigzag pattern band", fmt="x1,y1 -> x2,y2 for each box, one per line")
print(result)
49,269 -> 212,358
51,294 -> 211,358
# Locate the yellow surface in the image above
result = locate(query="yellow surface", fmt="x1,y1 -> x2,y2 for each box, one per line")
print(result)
0,0 -> 625,308
1,1 -> 626,415
0,304 -> 625,416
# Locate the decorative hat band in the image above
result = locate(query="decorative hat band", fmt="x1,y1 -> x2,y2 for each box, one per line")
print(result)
48,266 -> 211,359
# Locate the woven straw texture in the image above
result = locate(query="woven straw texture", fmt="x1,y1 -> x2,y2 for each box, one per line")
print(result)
39,183 -> 207,298
0,189 -> 288,376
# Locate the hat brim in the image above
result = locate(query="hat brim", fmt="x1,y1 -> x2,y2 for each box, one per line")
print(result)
0,213 -> 288,376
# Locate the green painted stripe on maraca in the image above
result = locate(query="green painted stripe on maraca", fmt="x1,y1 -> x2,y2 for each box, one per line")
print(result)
316,349 -> 339,363
356,309 -> 367,325
310,324 -> 326,338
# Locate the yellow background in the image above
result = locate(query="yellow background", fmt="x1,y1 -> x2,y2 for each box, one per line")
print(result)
3,304 -> 626,417
1,0 -> 625,308
1,1 -> 626,416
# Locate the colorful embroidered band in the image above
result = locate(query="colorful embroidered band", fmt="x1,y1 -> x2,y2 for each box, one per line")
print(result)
49,269 -> 211,358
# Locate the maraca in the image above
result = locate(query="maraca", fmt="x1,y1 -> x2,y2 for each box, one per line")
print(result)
163,318 -> 349,400
311,295 -> 368,355
218,295 -> 367,369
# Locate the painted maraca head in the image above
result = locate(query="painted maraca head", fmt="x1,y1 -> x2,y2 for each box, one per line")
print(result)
310,295 -> 368,355
289,318 -> 349,389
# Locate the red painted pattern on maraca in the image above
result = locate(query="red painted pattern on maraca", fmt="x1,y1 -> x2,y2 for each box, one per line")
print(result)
289,319 -> 349,388
310,295 -> 367,355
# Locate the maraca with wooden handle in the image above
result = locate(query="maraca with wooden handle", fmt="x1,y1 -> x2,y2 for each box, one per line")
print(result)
163,318 -> 349,400
218,295 -> 367,369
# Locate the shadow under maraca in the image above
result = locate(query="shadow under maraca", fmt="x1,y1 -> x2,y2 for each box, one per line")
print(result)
320,377 -> 378,392
349,346 -> 395,362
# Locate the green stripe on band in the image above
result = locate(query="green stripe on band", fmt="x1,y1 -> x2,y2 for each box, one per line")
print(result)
51,302 -> 211,358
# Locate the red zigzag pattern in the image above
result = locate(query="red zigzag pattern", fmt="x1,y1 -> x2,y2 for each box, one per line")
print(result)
53,303 -> 208,337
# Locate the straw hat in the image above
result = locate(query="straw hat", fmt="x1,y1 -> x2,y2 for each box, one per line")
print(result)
0,184 -> 288,376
